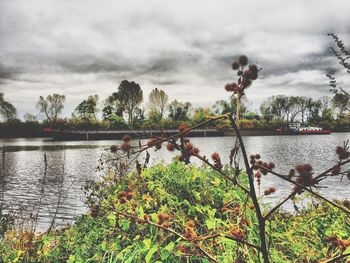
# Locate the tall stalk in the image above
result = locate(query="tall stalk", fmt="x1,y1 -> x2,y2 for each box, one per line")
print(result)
229,115 -> 269,262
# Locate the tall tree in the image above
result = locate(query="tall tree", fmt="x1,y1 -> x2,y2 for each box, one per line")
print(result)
168,100 -> 191,121
36,94 -> 65,128
102,92 -> 125,119
74,95 -> 99,119
0,93 -> 17,121
148,88 -> 168,118
260,95 -> 316,124
107,80 -> 143,124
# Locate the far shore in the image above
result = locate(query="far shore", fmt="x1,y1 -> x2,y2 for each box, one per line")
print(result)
1,128 -> 350,141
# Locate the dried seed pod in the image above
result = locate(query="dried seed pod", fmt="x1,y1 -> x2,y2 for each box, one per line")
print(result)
167,143 -> 175,151
238,55 -> 248,66
231,61 -> 240,70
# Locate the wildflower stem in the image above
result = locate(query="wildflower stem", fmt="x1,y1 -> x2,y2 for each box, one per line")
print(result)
260,167 -> 350,215
192,153 -> 249,194
228,114 -> 270,263
264,192 -> 295,220
312,158 -> 350,183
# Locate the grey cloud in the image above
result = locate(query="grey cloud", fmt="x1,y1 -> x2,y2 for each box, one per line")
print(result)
1,0 -> 350,117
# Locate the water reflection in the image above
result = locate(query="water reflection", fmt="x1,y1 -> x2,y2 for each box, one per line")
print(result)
1,134 -> 349,231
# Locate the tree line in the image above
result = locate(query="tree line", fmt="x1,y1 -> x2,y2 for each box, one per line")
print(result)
1,87 -> 349,132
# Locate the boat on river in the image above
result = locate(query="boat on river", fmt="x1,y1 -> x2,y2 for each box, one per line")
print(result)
277,123 -> 331,135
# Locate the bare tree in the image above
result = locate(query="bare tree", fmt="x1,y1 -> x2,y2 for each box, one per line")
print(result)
148,88 -> 168,118
36,94 -> 65,128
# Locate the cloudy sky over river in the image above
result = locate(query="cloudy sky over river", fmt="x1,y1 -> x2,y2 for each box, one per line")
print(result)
1,0 -> 350,117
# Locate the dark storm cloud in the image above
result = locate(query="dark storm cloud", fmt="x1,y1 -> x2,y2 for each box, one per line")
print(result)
1,0 -> 350,117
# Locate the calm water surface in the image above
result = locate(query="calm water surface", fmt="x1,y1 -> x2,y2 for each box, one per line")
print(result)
1,134 -> 350,231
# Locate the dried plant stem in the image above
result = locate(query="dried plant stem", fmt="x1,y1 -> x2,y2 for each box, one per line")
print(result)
264,192 -> 295,220
236,94 -> 241,128
228,114 -> 270,263
192,153 -> 249,194
112,115 -> 229,159
199,233 -> 262,251
323,253 -> 350,263
312,158 -> 350,183
262,167 -> 350,215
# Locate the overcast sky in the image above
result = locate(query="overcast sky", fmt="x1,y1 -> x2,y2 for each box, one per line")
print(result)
1,0 -> 350,118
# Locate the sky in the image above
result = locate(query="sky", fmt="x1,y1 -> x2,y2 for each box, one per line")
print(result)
1,0 -> 350,118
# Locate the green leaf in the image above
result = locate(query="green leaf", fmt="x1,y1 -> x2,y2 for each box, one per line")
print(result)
161,241 -> 175,260
67,255 -> 76,263
210,177 -> 221,186
107,213 -> 116,226
163,241 -> 175,252
192,191 -> 201,201
101,240 -> 107,251
205,218 -> 216,230
119,218 -> 131,231
143,239 -> 152,249
137,205 -> 145,218
145,244 -> 158,263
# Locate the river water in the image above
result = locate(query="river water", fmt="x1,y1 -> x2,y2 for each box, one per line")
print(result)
1,134 -> 350,231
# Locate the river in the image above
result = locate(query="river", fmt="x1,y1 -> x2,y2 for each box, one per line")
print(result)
1,134 -> 350,231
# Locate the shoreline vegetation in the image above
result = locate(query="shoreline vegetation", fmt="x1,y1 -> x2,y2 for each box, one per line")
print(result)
0,162 -> 349,262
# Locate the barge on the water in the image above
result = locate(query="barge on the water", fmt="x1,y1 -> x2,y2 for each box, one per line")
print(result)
276,123 -> 331,135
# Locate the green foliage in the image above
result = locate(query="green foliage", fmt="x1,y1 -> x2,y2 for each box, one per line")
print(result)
1,162 -> 348,262
168,100 -> 192,121
213,95 -> 247,116
74,95 -> 99,119
102,115 -> 128,130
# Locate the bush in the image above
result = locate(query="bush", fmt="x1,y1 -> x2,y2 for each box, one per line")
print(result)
1,162 -> 349,262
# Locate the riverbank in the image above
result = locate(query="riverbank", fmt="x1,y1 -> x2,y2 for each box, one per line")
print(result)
2,128 -> 349,140
1,162 -> 348,262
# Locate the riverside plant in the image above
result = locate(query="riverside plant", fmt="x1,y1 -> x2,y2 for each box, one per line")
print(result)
100,57 -> 350,263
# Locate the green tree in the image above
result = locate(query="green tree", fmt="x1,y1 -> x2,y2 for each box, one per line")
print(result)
107,80 -> 143,124
148,88 -> 168,118
36,94 -> 65,128
192,107 -> 214,125
102,93 -> 125,119
332,92 -> 350,118
168,100 -> 191,121
0,93 -> 17,121
74,95 -> 99,119
214,95 -> 247,116
306,99 -> 322,124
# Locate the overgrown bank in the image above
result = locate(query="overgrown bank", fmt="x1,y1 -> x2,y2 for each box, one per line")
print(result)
1,162 -> 349,262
